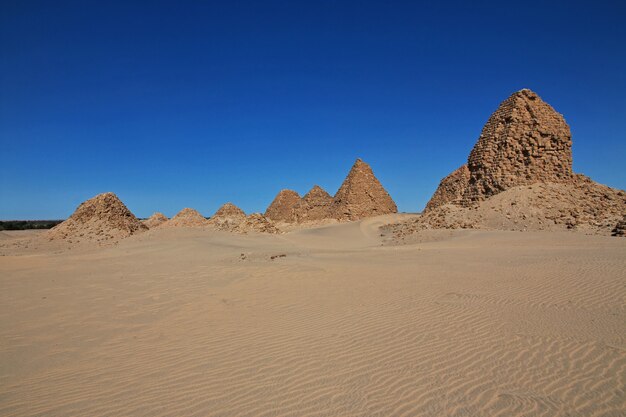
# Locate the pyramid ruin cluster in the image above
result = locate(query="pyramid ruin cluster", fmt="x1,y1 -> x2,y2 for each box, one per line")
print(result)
42,88 -> 624,246
265,159 -> 397,224
386,89 -> 625,238
46,158 -> 396,245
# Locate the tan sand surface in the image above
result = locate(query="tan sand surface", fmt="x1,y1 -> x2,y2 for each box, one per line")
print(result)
1,218 -> 625,416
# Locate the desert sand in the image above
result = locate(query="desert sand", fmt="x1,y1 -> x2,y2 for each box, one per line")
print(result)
1,217 -> 625,416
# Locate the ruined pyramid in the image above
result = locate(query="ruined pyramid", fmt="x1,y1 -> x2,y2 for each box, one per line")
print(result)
293,185 -> 333,222
161,208 -> 209,227
207,203 -> 247,231
330,159 -> 398,221
143,212 -> 168,228
392,89 -> 626,236
265,189 -> 301,223
427,89 -> 574,210
47,192 -> 147,243
425,165 -> 470,211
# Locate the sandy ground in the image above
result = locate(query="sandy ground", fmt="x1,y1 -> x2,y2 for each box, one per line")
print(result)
1,217 -> 625,416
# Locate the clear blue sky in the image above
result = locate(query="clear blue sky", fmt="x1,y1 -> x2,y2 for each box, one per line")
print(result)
1,1 -> 625,219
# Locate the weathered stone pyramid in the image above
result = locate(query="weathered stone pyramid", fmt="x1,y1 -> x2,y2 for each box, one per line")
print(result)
213,202 -> 246,218
143,212 -> 168,228
425,165 -> 470,211
293,185 -> 333,222
207,203 -> 247,231
394,89 -> 626,236
427,89 -> 573,210
265,189 -> 301,222
161,208 -> 209,227
330,159 -> 398,221
47,192 -> 147,242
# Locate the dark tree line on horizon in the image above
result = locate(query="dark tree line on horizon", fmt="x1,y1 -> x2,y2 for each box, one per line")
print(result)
0,220 -> 64,231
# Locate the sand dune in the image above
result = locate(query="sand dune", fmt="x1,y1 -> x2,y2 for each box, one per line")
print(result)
1,218 -> 625,416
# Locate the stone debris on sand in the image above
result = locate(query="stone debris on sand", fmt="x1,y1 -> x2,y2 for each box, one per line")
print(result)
46,192 -> 147,243
612,215 -> 626,237
265,190 -> 301,223
208,203 -> 279,234
385,179 -> 625,238
143,212 -> 168,229
236,213 -> 279,234
160,208 -> 209,228
293,185 -> 333,222
387,89 -> 625,239
329,159 -> 398,221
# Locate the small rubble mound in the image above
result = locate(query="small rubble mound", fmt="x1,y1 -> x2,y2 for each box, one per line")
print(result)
236,213 -> 279,234
208,204 -> 279,234
330,159 -> 398,221
425,165 -> 470,211
265,190 -> 301,223
612,215 -> 626,237
161,208 -> 209,227
46,192 -> 147,243
293,185 -> 333,222
143,212 -> 168,228
385,179 -> 626,239
207,203 -> 247,231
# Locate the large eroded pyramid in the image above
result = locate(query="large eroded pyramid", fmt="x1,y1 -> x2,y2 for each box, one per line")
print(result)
293,185 -> 333,222
265,189 -> 301,222
330,159 -> 397,221
400,89 -> 626,236
47,192 -> 147,242
427,89 -> 573,209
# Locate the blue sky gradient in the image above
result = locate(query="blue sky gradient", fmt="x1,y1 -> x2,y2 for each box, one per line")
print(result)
1,1 -> 625,219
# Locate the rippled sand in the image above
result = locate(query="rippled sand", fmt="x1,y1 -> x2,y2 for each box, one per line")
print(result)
1,218 -> 625,416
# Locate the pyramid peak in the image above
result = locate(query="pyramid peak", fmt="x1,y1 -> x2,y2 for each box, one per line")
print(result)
306,185 -> 330,196
213,202 -> 246,218
144,212 -> 168,228
176,207 -> 202,215
265,189 -> 302,222
330,159 -> 397,220
511,88 -> 541,100
85,192 -> 123,204
161,207 -> 208,227
278,189 -> 300,196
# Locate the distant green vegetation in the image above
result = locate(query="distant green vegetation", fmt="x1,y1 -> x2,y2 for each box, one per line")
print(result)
0,220 -> 64,231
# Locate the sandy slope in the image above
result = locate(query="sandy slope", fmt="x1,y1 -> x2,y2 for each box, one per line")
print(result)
1,218 -> 625,416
